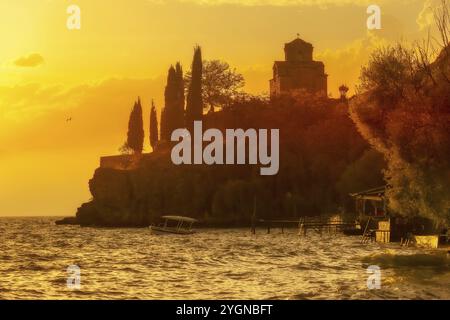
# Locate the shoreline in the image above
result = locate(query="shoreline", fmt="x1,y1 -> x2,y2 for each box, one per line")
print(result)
53,216 -> 450,251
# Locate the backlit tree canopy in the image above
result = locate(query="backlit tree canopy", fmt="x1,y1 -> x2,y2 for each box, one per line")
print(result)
349,4 -> 450,225
185,59 -> 245,113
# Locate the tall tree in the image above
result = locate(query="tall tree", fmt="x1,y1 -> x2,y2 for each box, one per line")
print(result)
185,45 -> 203,126
161,66 -> 176,141
161,63 -> 185,141
174,62 -> 185,128
185,60 -> 245,113
127,97 -> 144,154
150,100 -> 158,151
160,106 -> 168,142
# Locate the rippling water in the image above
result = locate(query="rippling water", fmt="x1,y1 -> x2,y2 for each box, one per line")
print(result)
0,217 -> 448,299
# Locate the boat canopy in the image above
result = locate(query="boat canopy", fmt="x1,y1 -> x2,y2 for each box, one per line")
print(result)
161,215 -> 197,223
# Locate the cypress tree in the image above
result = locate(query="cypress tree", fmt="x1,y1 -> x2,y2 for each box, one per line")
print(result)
150,99 -> 158,151
161,63 -> 185,141
160,105 -> 168,141
186,46 -> 203,127
161,66 -> 176,141
174,62 -> 185,129
127,98 -> 144,154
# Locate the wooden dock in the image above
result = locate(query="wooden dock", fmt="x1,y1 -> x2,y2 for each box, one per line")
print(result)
253,216 -> 357,235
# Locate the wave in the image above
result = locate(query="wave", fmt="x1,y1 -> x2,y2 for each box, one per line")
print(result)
362,251 -> 449,269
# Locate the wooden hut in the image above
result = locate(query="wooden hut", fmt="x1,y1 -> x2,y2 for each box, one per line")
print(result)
349,186 -> 390,242
349,186 -> 446,247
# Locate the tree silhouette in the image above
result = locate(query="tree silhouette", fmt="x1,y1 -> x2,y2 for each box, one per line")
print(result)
160,106 -> 168,142
350,36 -> 450,224
161,63 -> 185,141
185,60 -> 244,113
185,45 -> 203,126
127,97 -> 144,154
161,66 -> 176,141
80,94 -> 380,227
150,100 -> 158,151
174,62 -> 185,128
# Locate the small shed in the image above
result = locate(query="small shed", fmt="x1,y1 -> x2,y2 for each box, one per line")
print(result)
349,186 -> 387,218
349,186 -> 445,245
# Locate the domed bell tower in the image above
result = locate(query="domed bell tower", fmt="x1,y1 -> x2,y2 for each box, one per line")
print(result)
270,36 -> 328,99
284,37 -> 313,62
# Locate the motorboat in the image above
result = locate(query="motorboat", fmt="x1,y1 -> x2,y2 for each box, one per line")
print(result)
150,215 -> 197,235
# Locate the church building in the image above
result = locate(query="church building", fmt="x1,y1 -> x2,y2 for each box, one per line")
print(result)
270,37 -> 327,98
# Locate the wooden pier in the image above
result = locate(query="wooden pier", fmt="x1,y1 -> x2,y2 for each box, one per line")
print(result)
253,216 -> 357,235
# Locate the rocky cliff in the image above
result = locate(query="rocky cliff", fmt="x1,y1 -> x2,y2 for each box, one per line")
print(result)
64,96 -> 382,227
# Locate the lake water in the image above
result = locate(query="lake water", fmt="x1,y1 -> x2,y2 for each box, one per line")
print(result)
0,217 -> 448,299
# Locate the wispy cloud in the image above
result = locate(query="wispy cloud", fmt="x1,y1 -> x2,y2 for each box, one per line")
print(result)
0,77 -> 165,150
152,0 -> 383,7
416,0 -> 442,30
316,32 -> 389,96
13,53 -> 44,68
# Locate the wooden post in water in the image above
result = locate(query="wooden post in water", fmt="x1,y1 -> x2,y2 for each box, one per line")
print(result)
251,196 -> 256,235
298,217 -> 307,236
251,218 -> 256,235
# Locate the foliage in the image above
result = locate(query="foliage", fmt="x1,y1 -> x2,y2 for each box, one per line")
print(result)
336,149 -> 386,211
350,3 -> 450,225
161,63 -> 185,142
149,100 -> 158,151
118,142 -> 133,155
185,60 -> 245,113
126,98 -> 144,154
185,46 -> 203,126
80,93 -> 384,226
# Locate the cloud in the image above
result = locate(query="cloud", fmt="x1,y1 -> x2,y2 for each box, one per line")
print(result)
0,76 -> 164,216
0,77 -> 165,152
316,32 -> 389,97
13,53 -> 45,67
152,0 -> 383,7
416,0 -> 442,30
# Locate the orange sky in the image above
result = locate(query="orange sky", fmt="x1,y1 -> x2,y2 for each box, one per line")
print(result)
0,0 -> 444,216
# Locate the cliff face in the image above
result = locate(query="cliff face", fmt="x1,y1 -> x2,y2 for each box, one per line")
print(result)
77,147 -> 177,227
73,97 -> 381,227
75,149 -> 258,227
77,168 -> 138,227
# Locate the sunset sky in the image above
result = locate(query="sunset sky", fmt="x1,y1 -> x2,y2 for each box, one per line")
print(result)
0,0 -> 444,216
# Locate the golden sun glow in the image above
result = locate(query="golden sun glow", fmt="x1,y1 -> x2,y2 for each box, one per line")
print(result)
0,0 -> 442,216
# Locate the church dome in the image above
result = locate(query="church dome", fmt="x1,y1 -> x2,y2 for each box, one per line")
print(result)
284,37 -> 313,62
